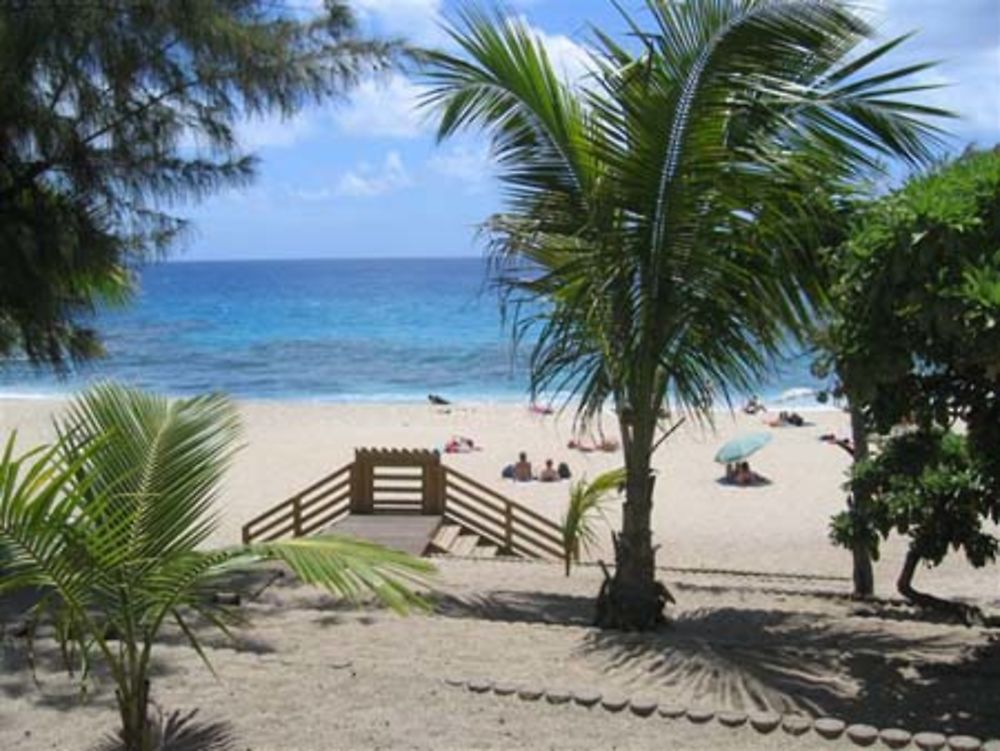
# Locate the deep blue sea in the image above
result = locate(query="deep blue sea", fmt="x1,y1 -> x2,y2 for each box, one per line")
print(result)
0,258 -> 824,405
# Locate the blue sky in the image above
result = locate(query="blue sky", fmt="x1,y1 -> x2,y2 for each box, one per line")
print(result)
181,0 -> 1000,261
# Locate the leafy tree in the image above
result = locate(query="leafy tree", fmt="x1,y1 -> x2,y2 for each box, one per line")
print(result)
423,0 -> 943,629
561,468 -> 625,577
0,383 -> 433,751
833,429 -> 996,621
0,0 -> 395,365
824,148 -> 1000,612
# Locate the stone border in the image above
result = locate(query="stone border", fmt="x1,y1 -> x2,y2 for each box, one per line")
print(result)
431,556 -> 1000,630
443,678 -> 999,750
433,553 -> 850,584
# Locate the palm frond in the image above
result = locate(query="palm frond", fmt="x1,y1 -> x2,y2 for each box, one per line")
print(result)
0,382 -> 435,744
424,0 -> 948,443
561,468 -> 625,576
235,536 -> 435,613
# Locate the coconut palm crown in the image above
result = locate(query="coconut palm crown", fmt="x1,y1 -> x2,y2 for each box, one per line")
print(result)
422,0 -> 948,628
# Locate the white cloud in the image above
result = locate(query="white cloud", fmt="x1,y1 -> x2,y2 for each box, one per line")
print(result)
866,0 -> 1000,146
351,0 -> 445,46
333,151 -> 413,198
524,22 -> 593,86
333,73 -> 428,139
429,142 -> 495,192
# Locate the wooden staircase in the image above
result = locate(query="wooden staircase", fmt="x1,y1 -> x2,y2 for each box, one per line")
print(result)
241,448 -> 563,561
428,523 -> 499,558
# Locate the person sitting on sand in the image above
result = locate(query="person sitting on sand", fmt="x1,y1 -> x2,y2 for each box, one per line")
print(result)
539,459 -> 559,482
513,451 -> 533,482
743,395 -> 766,415
557,461 -> 571,480
734,461 -> 766,486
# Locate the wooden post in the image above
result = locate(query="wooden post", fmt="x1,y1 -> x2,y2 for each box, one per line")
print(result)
504,502 -> 513,554
352,450 -> 374,514
424,460 -> 444,515
349,459 -> 360,513
292,498 -> 303,537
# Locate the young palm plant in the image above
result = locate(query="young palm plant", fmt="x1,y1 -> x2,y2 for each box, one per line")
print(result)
423,0 -> 948,628
0,383 -> 433,750
561,468 -> 625,577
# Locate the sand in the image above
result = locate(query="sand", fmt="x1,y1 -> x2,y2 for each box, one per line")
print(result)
1,397 -> 997,600
1,397 -> 999,750
1,561 -> 999,749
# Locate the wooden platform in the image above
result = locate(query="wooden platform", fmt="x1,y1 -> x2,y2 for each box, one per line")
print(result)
242,448 -> 564,560
331,514 -> 443,555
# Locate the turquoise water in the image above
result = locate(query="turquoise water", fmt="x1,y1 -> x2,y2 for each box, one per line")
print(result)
0,257 -> 823,404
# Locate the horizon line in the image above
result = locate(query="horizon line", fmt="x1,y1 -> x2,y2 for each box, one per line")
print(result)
165,253 -> 485,264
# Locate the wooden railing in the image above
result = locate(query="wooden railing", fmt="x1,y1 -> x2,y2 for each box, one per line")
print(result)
242,463 -> 353,544
240,456 -> 565,562
442,467 -> 563,560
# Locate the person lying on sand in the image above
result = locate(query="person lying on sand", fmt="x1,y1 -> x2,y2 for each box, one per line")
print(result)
444,435 -> 478,454
567,437 -> 620,453
743,395 -> 766,415
529,402 -> 554,415
820,433 -> 855,456
767,410 -> 804,427
539,459 -> 559,482
428,393 -> 450,406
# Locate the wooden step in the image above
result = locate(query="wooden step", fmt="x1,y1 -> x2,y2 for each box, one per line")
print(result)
471,543 -> 498,558
331,514 -> 443,556
429,523 -> 462,553
449,533 -> 481,556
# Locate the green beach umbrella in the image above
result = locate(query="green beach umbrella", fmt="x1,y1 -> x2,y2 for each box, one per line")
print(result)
714,432 -> 773,464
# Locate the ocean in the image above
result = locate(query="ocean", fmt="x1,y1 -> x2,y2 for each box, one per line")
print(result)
0,257 -> 825,406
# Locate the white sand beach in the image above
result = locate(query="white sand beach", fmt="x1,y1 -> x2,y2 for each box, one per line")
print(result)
1,397 -> 999,750
2,397 -> 996,599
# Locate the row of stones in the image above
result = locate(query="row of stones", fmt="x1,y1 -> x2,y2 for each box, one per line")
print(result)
441,556 -> 915,611
440,554 -> 848,584
444,678 -> 999,751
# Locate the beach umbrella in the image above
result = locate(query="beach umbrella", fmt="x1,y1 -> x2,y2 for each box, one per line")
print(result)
774,387 -> 816,403
714,432 -> 773,464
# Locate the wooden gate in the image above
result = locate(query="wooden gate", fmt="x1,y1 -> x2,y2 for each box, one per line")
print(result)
350,447 -> 445,515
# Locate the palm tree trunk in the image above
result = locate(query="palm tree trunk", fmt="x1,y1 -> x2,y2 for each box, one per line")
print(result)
848,404 -> 874,598
117,674 -> 153,751
594,413 -> 670,630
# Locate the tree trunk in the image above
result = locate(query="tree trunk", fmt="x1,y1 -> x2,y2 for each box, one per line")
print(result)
594,422 -> 672,630
117,676 -> 154,751
897,548 -> 982,625
848,404 -> 875,599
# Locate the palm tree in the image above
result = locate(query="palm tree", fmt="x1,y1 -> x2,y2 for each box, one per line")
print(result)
423,0 -> 946,629
561,468 -> 625,576
0,383 -> 433,750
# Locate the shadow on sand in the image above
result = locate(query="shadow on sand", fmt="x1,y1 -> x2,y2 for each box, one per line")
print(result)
435,588 -> 1000,739
580,606 -> 1000,739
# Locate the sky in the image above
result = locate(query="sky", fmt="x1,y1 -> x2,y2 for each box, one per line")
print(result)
181,0 -> 1000,262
